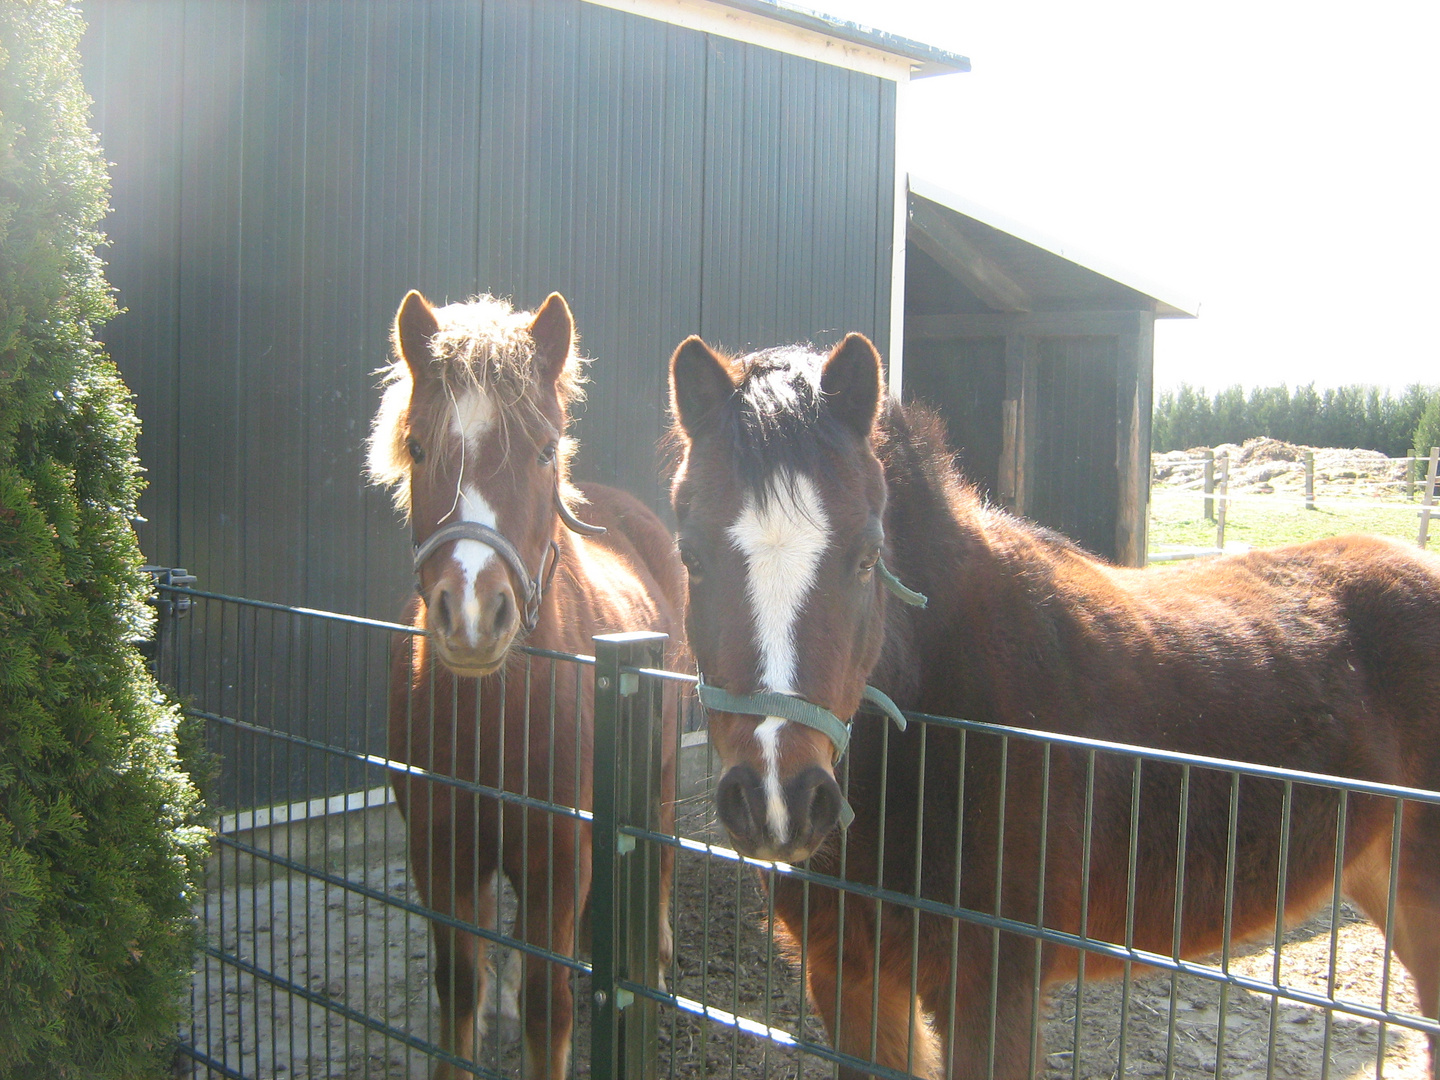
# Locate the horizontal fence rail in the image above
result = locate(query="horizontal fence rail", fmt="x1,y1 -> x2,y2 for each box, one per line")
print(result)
156,586 -> 1439,1079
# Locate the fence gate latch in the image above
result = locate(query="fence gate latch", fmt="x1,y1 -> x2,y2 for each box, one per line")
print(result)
136,566 -> 198,668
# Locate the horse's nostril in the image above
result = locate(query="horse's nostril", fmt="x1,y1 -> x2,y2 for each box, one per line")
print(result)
789,765 -> 842,843
491,589 -> 511,633
435,589 -> 453,636
715,767 -> 764,842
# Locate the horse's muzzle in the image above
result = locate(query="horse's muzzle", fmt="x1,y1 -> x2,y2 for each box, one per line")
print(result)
715,763 -> 842,863
425,577 -> 519,675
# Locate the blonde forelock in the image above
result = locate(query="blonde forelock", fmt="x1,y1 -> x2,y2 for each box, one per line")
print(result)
366,294 -> 589,519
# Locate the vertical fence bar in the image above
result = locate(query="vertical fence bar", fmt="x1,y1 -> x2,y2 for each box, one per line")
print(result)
1418,446 -> 1438,549
1406,449 -> 1418,500
1215,452 -> 1230,550
1304,449 -> 1315,510
1164,764 -> 1191,1080
1118,758 -> 1143,1075
1265,781 -> 1295,1080
1203,449 -> 1216,521
592,632 -> 667,1080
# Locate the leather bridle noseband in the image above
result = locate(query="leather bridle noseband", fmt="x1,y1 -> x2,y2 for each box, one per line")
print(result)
412,474 -> 605,634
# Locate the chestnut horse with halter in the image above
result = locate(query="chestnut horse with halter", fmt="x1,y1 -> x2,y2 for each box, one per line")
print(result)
669,331 -> 1440,1079
369,291 -> 683,1079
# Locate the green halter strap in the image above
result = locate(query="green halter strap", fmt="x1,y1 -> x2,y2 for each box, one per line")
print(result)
876,557 -> 928,608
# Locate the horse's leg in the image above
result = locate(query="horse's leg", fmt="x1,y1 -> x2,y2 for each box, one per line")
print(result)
434,843 -> 499,1078
1345,802 -> 1440,1078
408,796 -> 498,1080
658,750 -> 677,989
512,811 -> 590,1080
927,923 -> 1040,1080
796,889 -> 941,1080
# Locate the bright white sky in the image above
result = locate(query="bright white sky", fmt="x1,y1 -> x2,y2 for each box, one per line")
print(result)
816,0 -> 1440,392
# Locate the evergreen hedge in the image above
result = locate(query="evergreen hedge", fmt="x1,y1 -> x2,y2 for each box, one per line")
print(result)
0,3 -> 207,1076
1415,396 -> 1440,460
1153,381 -> 1440,457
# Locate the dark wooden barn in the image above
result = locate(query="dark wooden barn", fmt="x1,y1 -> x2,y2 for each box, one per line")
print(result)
902,177 -> 1195,566
82,0 -> 967,621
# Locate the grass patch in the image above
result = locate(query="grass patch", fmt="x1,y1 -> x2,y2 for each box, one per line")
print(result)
1149,488 -> 1431,552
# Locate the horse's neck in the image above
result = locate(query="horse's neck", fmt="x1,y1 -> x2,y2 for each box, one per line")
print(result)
870,403 -> 1005,704
527,525 -> 583,652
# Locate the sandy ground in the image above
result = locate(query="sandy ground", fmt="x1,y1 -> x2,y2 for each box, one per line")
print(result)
181,799 -> 1430,1080
1152,439 -> 1419,498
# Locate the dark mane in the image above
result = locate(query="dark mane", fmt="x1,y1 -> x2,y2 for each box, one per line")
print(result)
878,397 -> 1095,561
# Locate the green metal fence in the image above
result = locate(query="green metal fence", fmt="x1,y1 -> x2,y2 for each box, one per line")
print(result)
158,585 -> 1439,1079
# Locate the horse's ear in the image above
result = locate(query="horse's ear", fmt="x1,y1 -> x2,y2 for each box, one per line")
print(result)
821,333 -> 882,439
529,292 -> 575,387
670,336 -> 736,437
395,290 -> 439,381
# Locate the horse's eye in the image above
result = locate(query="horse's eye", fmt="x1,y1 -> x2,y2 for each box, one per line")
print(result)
858,549 -> 880,578
678,544 -> 703,581
406,436 -> 426,464
539,442 -> 558,466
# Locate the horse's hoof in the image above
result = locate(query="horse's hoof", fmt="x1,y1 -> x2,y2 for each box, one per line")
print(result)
494,948 -> 523,1040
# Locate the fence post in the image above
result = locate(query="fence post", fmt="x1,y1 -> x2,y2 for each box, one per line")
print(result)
1407,449 -> 1419,500
1202,449 -> 1216,521
138,566 -> 197,683
1303,450 -> 1315,511
1215,452 -> 1230,551
591,631 -> 668,1080
1419,447 -> 1439,550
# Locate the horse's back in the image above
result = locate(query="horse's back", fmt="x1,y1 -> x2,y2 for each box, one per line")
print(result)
571,481 -> 685,643
1113,533 -> 1440,780
975,528 -> 1440,784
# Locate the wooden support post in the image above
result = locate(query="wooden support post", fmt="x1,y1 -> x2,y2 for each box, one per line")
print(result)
1304,450 -> 1315,511
1407,449 -> 1419,500
999,399 -> 1018,507
1203,449 -> 1216,522
1215,452 -> 1230,551
1419,447 -> 1439,550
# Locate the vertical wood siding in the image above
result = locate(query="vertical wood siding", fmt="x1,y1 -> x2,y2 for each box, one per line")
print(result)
903,336 -> 1007,501
1030,336 -> 1121,560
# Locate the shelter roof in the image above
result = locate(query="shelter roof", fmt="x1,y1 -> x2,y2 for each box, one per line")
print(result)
909,175 -> 1198,318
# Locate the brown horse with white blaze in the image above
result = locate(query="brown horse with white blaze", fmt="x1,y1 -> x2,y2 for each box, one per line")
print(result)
668,331 -> 1440,1079
369,290 -> 683,1079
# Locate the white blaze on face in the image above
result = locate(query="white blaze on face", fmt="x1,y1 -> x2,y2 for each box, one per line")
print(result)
450,384 -> 496,451
726,470 -> 830,844
449,387 -> 500,642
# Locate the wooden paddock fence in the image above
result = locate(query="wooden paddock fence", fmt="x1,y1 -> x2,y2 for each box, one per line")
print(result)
1149,446 -> 1439,563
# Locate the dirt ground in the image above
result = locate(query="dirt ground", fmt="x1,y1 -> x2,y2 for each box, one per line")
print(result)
183,795 -> 1429,1080
1152,439 -> 1416,498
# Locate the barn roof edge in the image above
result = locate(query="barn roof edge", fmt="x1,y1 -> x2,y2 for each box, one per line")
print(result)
909,175 -> 1199,319
693,0 -> 970,77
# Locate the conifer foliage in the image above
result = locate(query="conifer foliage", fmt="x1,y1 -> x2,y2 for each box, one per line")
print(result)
1153,382 -> 1440,457
0,4 -> 206,1076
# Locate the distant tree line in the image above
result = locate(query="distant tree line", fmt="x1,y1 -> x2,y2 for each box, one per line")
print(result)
1153,383 -> 1440,458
